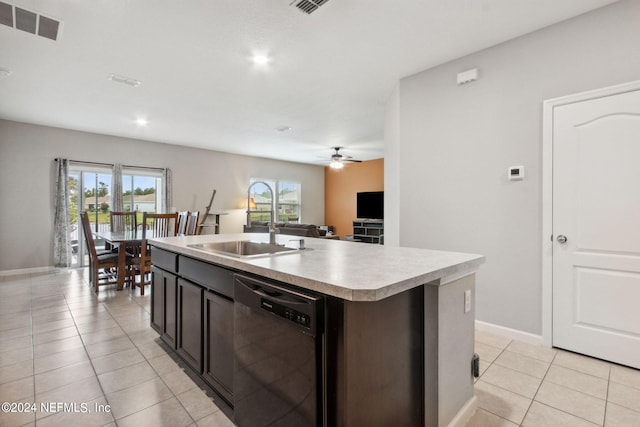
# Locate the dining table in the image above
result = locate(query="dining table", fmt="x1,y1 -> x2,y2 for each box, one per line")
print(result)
94,229 -> 158,290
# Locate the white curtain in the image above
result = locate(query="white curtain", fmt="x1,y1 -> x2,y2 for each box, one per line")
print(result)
53,159 -> 70,267
163,168 -> 173,212
112,163 -> 123,212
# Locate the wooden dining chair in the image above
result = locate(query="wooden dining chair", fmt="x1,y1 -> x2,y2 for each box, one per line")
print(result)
142,212 -> 179,238
81,212 -> 131,292
176,210 -> 190,236
110,211 -> 137,232
130,212 -> 178,295
186,211 -> 200,235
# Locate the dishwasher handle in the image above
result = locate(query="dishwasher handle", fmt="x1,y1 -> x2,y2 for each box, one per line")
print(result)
251,285 -> 305,305
234,274 -> 323,336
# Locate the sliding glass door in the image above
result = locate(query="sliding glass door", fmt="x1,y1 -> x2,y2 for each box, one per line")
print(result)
68,165 -> 112,268
67,164 -> 166,268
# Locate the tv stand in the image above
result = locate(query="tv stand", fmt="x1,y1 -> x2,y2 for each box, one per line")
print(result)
353,219 -> 384,244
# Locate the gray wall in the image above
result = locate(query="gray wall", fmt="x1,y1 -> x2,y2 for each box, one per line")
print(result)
0,120 -> 325,271
387,0 -> 640,335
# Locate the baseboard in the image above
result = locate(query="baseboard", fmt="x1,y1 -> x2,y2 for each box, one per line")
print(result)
475,320 -> 543,346
0,266 -> 61,277
447,395 -> 477,427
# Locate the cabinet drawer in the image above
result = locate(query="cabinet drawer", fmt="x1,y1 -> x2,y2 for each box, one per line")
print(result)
179,256 -> 235,299
151,247 -> 178,273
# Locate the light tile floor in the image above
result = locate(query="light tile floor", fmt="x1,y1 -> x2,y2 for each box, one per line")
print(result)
469,330 -> 640,427
0,269 -> 233,427
1,269 -> 639,427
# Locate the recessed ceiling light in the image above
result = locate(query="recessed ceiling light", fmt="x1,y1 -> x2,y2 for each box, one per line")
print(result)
135,118 -> 148,126
0,67 -> 12,77
252,55 -> 270,65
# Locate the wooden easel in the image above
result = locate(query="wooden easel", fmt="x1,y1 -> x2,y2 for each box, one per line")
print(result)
197,189 -> 218,235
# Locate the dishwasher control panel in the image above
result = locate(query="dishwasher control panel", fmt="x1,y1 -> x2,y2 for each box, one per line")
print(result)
261,298 -> 311,328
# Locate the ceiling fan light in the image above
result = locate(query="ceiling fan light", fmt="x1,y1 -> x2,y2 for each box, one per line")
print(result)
330,160 -> 344,169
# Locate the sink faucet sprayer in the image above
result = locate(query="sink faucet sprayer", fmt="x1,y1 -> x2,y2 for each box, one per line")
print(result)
247,181 -> 279,244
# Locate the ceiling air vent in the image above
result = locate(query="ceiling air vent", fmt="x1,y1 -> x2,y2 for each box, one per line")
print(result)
15,7 -> 37,34
0,2 -> 12,27
290,0 -> 330,15
0,1 -> 61,41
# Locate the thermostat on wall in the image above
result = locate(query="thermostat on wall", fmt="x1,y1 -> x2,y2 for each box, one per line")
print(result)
508,166 -> 524,181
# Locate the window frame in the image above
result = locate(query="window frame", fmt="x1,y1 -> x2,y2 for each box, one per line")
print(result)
249,178 -> 302,223
122,167 -> 165,214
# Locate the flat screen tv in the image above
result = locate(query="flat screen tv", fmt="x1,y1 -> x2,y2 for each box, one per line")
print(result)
357,191 -> 384,219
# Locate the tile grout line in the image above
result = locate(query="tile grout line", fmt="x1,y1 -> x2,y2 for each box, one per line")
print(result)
602,364 -> 611,427
517,346 -> 556,426
29,273 -> 37,427
525,349 -> 607,426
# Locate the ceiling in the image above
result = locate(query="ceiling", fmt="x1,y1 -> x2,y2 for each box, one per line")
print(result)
0,0 -> 618,165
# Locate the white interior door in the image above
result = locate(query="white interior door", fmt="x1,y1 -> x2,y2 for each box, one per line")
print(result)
552,88 -> 640,369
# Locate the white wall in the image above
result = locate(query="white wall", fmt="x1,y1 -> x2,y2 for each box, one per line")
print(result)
0,120 -> 325,271
386,0 -> 640,335
384,83 -> 401,248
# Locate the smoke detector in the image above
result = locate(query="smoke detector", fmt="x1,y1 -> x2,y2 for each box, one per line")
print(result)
108,73 -> 142,88
290,0 -> 330,15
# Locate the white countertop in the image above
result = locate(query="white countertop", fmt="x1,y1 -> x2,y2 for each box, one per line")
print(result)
149,233 -> 484,301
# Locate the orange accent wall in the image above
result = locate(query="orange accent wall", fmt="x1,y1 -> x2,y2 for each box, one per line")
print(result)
324,158 -> 384,238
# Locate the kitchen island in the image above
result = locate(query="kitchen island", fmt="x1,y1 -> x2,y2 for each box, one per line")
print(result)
149,233 -> 484,427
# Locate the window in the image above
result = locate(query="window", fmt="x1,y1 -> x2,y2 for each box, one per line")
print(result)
122,168 -> 164,214
249,179 -> 301,223
278,181 -> 301,222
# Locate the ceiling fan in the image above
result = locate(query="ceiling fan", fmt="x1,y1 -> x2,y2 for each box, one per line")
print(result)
328,147 -> 362,169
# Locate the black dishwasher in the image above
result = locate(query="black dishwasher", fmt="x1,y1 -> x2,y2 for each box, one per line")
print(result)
233,274 -> 324,427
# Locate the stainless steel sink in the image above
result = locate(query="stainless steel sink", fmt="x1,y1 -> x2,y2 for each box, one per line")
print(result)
187,240 -> 301,258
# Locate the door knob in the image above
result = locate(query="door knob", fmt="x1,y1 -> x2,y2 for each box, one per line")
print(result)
556,235 -> 568,244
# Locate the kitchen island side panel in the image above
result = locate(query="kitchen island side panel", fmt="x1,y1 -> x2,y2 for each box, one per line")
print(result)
429,274 -> 477,427
327,286 -> 424,426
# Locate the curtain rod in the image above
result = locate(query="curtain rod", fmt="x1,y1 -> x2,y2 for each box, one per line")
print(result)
122,164 -> 166,172
55,158 -> 165,172
55,158 -> 113,167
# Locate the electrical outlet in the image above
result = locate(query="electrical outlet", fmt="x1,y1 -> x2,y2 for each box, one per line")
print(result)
464,290 -> 471,313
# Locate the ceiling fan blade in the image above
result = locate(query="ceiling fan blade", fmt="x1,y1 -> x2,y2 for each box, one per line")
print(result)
343,159 -> 362,163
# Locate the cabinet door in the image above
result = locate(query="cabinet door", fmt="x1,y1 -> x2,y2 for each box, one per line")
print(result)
203,291 -> 234,403
151,267 -> 178,348
177,278 -> 203,372
150,266 -> 164,333
164,273 -> 177,349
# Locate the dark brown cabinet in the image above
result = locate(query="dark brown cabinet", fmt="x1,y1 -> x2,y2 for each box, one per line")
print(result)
203,290 -> 234,403
152,250 -> 235,406
177,278 -> 203,372
151,265 -> 177,348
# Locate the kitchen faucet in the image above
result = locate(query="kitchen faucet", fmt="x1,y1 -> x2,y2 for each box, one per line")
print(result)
247,181 -> 278,244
